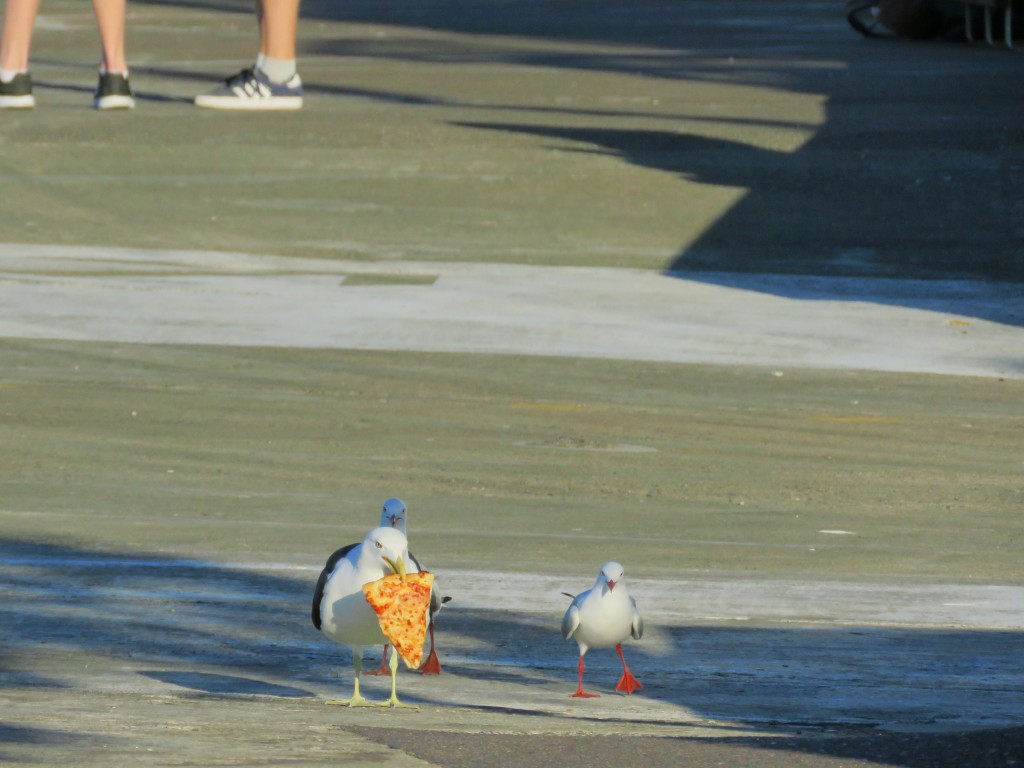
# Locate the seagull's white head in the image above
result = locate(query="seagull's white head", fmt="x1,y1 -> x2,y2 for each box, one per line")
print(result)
379,497 -> 408,533
363,526 -> 410,578
597,561 -> 626,593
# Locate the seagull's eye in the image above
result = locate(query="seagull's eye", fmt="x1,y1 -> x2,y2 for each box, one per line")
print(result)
375,541 -> 383,550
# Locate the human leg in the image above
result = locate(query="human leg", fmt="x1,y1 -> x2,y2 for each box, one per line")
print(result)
0,0 -> 40,73
0,0 -> 39,107
259,0 -> 299,61
89,0 -> 133,108
194,0 -> 302,110
90,0 -> 128,73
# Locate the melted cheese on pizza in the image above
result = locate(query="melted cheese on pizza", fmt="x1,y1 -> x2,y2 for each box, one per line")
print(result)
362,571 -> 434,669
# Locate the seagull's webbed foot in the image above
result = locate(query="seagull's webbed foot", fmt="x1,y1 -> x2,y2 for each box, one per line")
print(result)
378,693 -> 418,709
325,695 -> 376,707
614,670 -> 642,694
419,648 -> 442,675
419,621 -> 442,675
327,656 -> 378,705
570,654 -> 600,698
378,645 -> 418,709
614,644 -> 643,695
363,645 -> 391,676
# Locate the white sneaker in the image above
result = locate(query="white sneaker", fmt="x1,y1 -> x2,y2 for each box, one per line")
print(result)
194,68 -> 303,111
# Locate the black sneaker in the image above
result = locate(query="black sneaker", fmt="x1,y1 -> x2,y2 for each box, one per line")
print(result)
0,72 -> 35,109
93,72 -> 135,110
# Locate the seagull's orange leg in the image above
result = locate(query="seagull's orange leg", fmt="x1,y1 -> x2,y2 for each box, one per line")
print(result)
419,619 -> 442,675
363,645 -> 391,675
571,654 -> 600,698
614,644 -> 643,694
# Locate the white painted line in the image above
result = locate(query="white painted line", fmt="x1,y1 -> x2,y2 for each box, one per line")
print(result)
1,244 -> 1021,378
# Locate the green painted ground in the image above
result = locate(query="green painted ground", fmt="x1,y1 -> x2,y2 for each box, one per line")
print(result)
4,339 -> 1020,582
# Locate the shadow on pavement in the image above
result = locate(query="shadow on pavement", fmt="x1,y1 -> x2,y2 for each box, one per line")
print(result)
2,536 -> 1022,766
353,725 -> 1024,768
134,0 -> 1023,326
139,670 -> 315,697
0,723 -> 92,763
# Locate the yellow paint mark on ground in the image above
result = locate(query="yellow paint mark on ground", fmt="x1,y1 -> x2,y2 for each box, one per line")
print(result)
507,403 -> 594,412
813,415 -> 901,425
341,274 -> 438,286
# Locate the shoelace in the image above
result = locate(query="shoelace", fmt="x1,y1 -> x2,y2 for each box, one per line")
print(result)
227,68 -> 255,87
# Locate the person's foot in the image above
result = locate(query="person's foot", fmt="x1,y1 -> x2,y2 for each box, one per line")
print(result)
194,68 -> 303,111
93,72 -> 135,110
0,72 -> 36,109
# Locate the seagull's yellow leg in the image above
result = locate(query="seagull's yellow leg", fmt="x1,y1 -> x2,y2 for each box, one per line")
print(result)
326,651 -> 375,706
379,645 -> 417,708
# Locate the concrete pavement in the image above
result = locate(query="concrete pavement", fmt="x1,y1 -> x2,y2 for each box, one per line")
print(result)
1,0 -> 1022,765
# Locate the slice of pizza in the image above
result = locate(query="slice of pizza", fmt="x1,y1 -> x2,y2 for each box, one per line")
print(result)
362,571 -> 434,669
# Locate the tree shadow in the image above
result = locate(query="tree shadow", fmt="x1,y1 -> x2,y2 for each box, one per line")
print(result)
132,0 -> 1021,331
453,119 -> 1024,334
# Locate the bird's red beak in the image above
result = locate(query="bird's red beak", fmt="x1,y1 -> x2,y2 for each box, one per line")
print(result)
607,579 -> 616,591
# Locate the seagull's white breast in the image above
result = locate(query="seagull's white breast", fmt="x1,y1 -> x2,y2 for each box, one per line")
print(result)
319,557 -> 388,648
572,586 -> 636,651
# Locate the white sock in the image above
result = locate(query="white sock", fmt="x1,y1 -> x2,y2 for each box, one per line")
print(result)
0,67 -> 27,83
259,55 -> 296,84
256,52 -> 267,71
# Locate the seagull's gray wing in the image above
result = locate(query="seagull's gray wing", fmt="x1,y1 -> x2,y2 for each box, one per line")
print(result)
311,542 -> 358,629
630,596 -> 644,640
561,599 -> 582,640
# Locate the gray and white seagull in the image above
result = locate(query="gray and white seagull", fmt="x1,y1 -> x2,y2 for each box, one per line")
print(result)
312,498 -> 450,677
311,525 -> 413,707
561,560 -> 644,697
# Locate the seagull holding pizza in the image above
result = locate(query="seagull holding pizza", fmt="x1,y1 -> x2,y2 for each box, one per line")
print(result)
312,526 -> 432,707
561,561 -> 644,698
310,498 -> 450,676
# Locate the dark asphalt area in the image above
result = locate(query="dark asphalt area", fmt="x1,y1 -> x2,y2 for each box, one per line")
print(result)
356,725 -> 1024,768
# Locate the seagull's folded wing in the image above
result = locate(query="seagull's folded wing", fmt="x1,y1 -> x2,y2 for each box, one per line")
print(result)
561,603 -> 581,640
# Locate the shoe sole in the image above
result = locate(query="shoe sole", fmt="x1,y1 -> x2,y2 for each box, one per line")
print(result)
194,95 -> 303,111
94,95 -> 135,110
0,94 -> 36,109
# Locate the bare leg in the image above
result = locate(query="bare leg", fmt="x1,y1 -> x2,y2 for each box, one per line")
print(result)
259,0 -> 300,59
614,644 -> 643,694
0,0 -> 41,71
571,654 -> 599,698
90,0 -> 128,72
